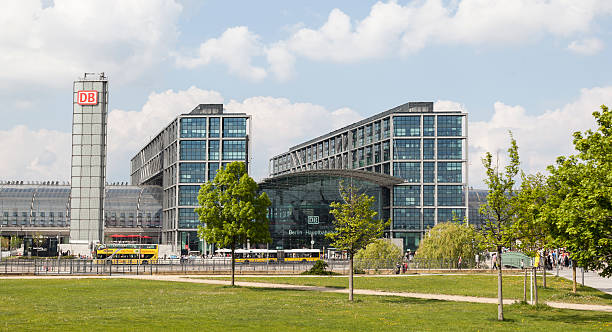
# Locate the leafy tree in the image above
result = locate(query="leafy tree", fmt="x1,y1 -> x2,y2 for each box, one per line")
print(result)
10,236 -> 22,251
196,162 -> 271,286
545,105 -> 612,289
354,239 -> 403,271
513,172 -> 551,304
415,221 -> 484,268
479,133 -> 520,321
326,183 -> 389,301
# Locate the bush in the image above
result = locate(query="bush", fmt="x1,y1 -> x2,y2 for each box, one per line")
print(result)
301,260 -> 339,275
354,239 -> 403,271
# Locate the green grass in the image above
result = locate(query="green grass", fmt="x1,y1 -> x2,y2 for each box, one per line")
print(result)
198,274 -> 612,306
0,279 -> 611,331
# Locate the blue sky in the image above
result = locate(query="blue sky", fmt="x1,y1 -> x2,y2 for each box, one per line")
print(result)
1,0 -> 612,187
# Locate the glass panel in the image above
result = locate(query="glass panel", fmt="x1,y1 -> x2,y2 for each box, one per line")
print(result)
393,162 -> 420,183
393,185 -> 420,206
222,118 -> 247,137
180,141 -> 206,160
393,209 -> 421,230
180,118 -> 207,138
437,139 -> 462,159
437,162 -> 462,183
209,118 -> 220,137
393,116 -> 420,137
437,185 -> 464,206
222,141 -> 246,160
179,163 -> 206,183
423,116 -> 435,136
437,115 -> 462,136
393,139 -> 420,160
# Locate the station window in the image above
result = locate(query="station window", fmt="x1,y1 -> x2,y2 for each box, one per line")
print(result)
222,118 -> 247,137
222,141 -> 246,160
180,141 -> 206,160
180,118 -> 206,138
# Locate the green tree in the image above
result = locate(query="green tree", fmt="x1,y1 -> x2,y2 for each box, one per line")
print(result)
546,105 -> 612,289
479,133 -> 520,321
10,236 -> 22,251
415,221 -> 484,268
513,172 -> 551,304
196,162 -> 272,286
354,239 -> 403,271
326,183 -> 389,301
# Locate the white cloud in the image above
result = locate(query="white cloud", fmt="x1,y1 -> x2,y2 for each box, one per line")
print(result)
3,86 -> 611,187
177,0 -> 612,80
107,87 -> 361,181
0,126 -> 70,181
468,86 -> 612,188
567,38 -> 604,55
0,0 -> 182,87
107,87 -> 224,180
225,97 -> 362,179
175,26 -> 267,81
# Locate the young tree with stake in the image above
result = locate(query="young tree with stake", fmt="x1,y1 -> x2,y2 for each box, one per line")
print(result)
326,182 -> 389,301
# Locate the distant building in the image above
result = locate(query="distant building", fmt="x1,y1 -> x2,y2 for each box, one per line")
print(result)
130,104 -> 251,253
268,102 -> 468,251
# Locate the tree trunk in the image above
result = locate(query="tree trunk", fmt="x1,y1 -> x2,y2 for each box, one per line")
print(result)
231,243 -> 235,287
542,252 -> 547,288
349,252 -> 354,301
572,264 -> 577,293
532,266 -> 538,305
497,247 -> 504,321
523,268 -> 527,303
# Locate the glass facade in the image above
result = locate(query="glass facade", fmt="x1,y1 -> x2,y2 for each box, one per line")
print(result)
259,172 -> 391,250
222,141 -> 246,160
180,118 -> 206,138
393,116 -> 420,136
393,162 -> 420,183
438,162 -> 462,183
223,118 -> 247,137
393,208 -> 421,230
180,141 -> 206,160
393,139 -> 420,160
437,139 -> 462,160
178,186 -> 200,206
179,163 -> 206,183
437,115 -> 462,136
131,104 -> 250,250
178,208 -> 199,229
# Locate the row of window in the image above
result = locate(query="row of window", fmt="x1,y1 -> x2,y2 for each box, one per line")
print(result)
393,115 -> 463,137
179,140 -> 245,161
393,208 -> 466,230
179,117 -> 247,138
393,139 -> 463,160
393,162 -> 463,183
179,162 -> 221,183
393,185 -> 465,207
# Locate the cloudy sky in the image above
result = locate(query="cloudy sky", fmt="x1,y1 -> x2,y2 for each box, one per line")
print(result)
1,0 -> 612,187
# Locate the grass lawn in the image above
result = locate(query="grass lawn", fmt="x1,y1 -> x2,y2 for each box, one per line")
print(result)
198,274 -> 612,306
0,279 -> 611,331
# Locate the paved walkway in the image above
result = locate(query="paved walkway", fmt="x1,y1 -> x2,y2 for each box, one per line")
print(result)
3,274 -> 611,312
553,267 -> 612,295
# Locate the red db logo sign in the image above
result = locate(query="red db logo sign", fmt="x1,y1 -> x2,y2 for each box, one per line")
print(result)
77,91 -> 98,105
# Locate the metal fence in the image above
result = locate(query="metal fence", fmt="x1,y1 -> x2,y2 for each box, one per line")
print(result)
0,257 -> 511,276
0,258 -> 354,276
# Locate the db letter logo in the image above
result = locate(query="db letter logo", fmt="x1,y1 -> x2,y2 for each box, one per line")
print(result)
77,91 -> 98,105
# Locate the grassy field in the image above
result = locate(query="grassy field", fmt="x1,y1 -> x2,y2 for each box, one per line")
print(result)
1,279 -> 611,331
198,274 -> 612,306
